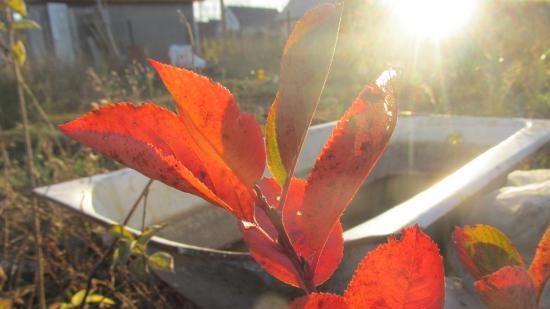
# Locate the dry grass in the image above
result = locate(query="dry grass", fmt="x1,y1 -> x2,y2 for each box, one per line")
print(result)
0,133 -> 197,308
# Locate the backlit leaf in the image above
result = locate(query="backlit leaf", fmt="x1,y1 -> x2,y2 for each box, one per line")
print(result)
108,224 -> 135,240
85,294 -> 115,306
287,293 -> 347,309
70,290 -> 86,306
7,0 -> 27,16
148,251 -> 174,272
474,266 -> 537,309
137,224 -> 166,246
283,71 -> 397,269
12,40 -> 26,66
529,225 -> 550,300
14,20 -> 40,30
148,60 -> 265,186
60,101 -> 256,221
453,225 -> 525,279
344,226 -> 444,309
241,178 -> 343,288
112,241 -> 132,266
266,3 -> 342,185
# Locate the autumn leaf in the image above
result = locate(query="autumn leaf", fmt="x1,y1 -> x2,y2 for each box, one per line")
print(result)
474,266 -> 538,309
241,178 -> 343,288
529,225 -> 550,301
344,225 -> 444,309
7,0 -> 27,16
12,40 -> 26,66
288,293 -> 347,309
60,61 -> 265,221
266,3 -> 342,185
148,60 -> 265,186
283,70 -> 397,272
453,225 -> 525,279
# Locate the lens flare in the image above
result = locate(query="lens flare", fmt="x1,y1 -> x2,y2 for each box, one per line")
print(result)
385,0 -> 477,39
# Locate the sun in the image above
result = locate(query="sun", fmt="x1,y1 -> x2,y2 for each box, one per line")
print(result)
385,0 -> 478,40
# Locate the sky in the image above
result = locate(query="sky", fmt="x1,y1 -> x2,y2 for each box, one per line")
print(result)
195,0 -> 290,21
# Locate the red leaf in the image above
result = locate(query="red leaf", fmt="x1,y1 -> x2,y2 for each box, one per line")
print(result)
266,3 -> 342,185
453,225 -> 525,280
474,266 -> 538,309
344,225 -> 444,309
529,225 -> 550,300
149,60 -> 265,186
241,178 -> 343,288
283,73 -> 397,269
60,79 -> 262,221
287,293 -> 348,309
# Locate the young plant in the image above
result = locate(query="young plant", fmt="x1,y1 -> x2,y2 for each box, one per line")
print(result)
453,224 -> 550,309
108,224 -> 174,273
59,1 -> 444,306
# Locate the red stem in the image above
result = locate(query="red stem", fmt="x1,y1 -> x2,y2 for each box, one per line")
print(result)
253,186 -> 316,294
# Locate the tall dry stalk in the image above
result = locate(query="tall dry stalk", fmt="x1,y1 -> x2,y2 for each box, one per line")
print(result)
2,3 -> 46,308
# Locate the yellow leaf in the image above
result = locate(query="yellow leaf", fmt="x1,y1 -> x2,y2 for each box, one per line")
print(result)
0,298 -> 13,309
265,99 -> 287,185
85,294 -> 115,306
12,40 -> 26,66
148,251 -> 174,272
14,20 -> 40,30
70,290 -> 86,306
453,224 -> 525,279
7,0 -> 27,16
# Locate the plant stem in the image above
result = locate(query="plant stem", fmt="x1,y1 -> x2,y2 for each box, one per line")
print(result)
253,186 -> 316,294
78,178 -> 153,309
3,4 -> 47,308
20,80 -> 68,157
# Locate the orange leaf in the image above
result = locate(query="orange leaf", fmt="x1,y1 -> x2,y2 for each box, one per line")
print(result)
149,60 -> 265,186
474,266 -> 538,309
529,225 -> 550,300
344,225 -> 444,309
287,293 -> 347,309
60,62 -> 265,222
453,225 -> 525,279
241,178 -> 343,288
283,72 -> 397,270
266,3 -> 342,185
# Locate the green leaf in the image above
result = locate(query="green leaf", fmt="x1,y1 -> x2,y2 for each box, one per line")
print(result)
148,251 -> 174,272
108,224 -> 135,240
12,40 -> 26,66
70,290 -> 86,306
453,225 -> 525,279
14,20 -> 40,30
137,224 -> 166,246
7,0 -> 27,16
128,257 -> 149,280
85,294 -> 115,306
112,241 -> 132,266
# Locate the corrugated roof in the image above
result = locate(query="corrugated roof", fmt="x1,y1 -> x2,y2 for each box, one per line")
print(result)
277,0 -> 338,21
227,6 -> 278,29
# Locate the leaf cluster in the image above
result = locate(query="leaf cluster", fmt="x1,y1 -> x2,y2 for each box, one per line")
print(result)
453,224 -> 550,309
108,224 -> 174,273
0,0 -> 40,66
